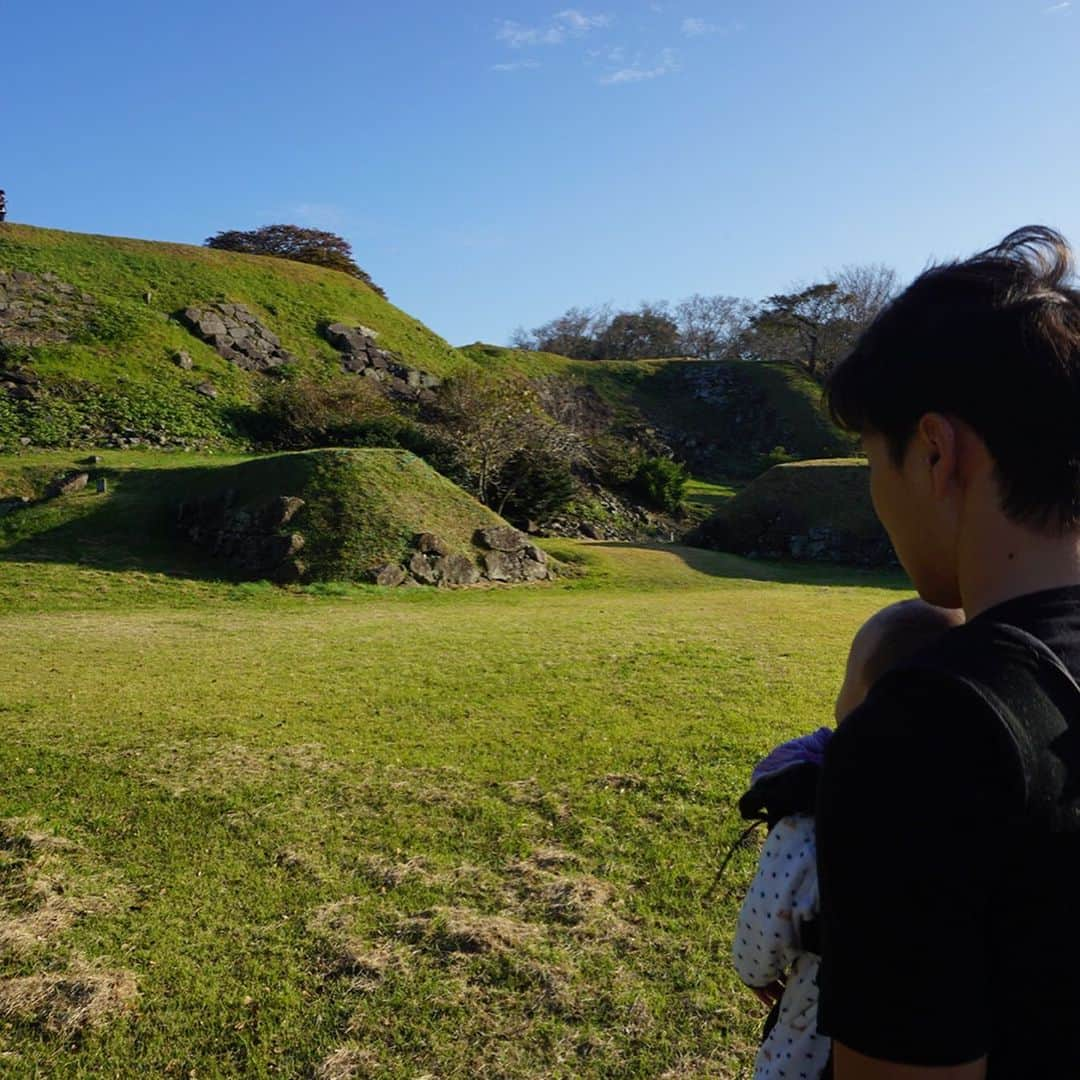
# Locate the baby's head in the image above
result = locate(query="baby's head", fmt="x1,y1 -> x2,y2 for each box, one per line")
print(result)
834,598 -> 965,722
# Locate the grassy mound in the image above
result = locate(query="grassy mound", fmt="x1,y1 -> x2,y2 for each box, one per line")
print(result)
0,225 -> 472,449
0,448 -> 509,582
461,344 -> 854,477
693,458 -> 895,565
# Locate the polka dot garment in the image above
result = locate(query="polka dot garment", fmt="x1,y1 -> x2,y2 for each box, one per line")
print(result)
732,813 -> 830,1080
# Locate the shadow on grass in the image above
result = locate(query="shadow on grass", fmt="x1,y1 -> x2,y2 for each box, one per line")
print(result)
590,540 -> 912,591
0,460 -> 311,583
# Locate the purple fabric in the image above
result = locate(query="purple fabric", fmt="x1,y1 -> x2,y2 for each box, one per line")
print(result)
752,727 -> 834,785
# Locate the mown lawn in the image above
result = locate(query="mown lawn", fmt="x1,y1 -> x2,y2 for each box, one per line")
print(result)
0,543 -> 908,1078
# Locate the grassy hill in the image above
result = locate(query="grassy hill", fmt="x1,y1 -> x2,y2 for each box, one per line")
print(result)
693,458 -> 895,565
0,225 -> 471,450
461,343 -> 855,479
0,448 -> 511,583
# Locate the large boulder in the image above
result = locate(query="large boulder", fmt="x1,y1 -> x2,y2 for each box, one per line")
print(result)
476,526 -> 529,552
434,553 -> 480,587
481,550 -> 552,583
408,551 -> 439,585
371,563 -> 408,588
416,532 -> 450,556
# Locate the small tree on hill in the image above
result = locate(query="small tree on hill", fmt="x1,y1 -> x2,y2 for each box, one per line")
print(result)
436,370 -> 582,516
204,224 -> 387,298
596,303 -> 681,360
674,294 -> 753,360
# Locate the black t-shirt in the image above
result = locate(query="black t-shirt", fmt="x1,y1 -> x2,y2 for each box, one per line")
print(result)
816,585 -> 1080,1075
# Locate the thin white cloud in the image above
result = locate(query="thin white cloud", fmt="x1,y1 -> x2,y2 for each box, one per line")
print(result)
492,59 -> 541,71
1044,1 -> 1071,11
497,21 -> 565,46
681,16 -> 740,36
599,48 -> 679,85
496,10 -> 611,47
556,9 -> 611,31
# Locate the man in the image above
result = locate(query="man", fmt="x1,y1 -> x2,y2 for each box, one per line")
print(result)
0,190 -> 6,222
817,225 -> 1080,1078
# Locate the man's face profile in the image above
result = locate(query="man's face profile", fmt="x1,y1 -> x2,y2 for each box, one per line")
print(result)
863,427 -> 961,608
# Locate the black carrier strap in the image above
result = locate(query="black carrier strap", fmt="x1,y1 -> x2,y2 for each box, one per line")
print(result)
881,618 -> 1080,827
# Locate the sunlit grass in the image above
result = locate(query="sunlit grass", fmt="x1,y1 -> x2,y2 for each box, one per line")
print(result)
0,541 -> 908,1077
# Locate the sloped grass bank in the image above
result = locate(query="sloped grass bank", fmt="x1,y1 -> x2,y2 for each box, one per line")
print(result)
695,458 -> 893,565
0,448 -> 508,583
0,542 -> 908,1077
0,225 -> 473,449
462,344 -> 854,476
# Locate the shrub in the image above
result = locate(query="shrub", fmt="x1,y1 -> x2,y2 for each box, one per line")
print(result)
762,445 -> 799,470
494,451 -> 576,525
631,456 -> 689,513
586,434 -> 642,487
253,377 -> 393,449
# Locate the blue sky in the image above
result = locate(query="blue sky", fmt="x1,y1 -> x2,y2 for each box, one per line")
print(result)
5,1 -> 1079,345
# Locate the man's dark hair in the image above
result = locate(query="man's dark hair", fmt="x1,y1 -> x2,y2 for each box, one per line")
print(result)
825,226 -> 1080,530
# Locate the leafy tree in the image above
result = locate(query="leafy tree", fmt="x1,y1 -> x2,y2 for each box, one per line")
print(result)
596,303 -> 681,360
743,283 -> 856,380
204,224 -> 387,298
741,265 -> 899,380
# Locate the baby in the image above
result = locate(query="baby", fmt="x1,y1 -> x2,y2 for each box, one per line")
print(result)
732,598 -> 965,1080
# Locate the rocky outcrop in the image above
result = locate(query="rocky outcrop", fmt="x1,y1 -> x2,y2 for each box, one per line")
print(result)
179,304 -> 295,372
322,323 -> 441,402
0,365 -> 42,402
0,270 -> 96,348
369,528 -> 555,588
176,492 -> 307,582
541,483 -> 657,542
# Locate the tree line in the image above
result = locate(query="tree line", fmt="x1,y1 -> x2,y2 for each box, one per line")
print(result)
510,263 -> 899,382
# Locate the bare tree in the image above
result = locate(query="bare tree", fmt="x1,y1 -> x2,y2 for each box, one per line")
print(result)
436,370 -> 582,512
675,294 -> 754,360
509,304 -> 612,359
832,263 -> 900,328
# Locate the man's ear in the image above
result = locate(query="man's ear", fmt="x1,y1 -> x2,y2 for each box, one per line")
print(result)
914,412 -> 958,497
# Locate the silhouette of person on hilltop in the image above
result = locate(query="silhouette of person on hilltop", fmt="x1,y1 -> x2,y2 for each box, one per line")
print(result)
0,190 -> 6,222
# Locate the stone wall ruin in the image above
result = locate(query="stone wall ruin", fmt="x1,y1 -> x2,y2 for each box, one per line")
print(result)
179,304 -> 296,372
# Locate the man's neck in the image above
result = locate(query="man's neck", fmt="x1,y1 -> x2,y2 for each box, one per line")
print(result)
959,509 -> 1080,619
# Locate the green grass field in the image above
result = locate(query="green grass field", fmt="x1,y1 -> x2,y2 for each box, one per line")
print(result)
0,532 -> 909,1078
